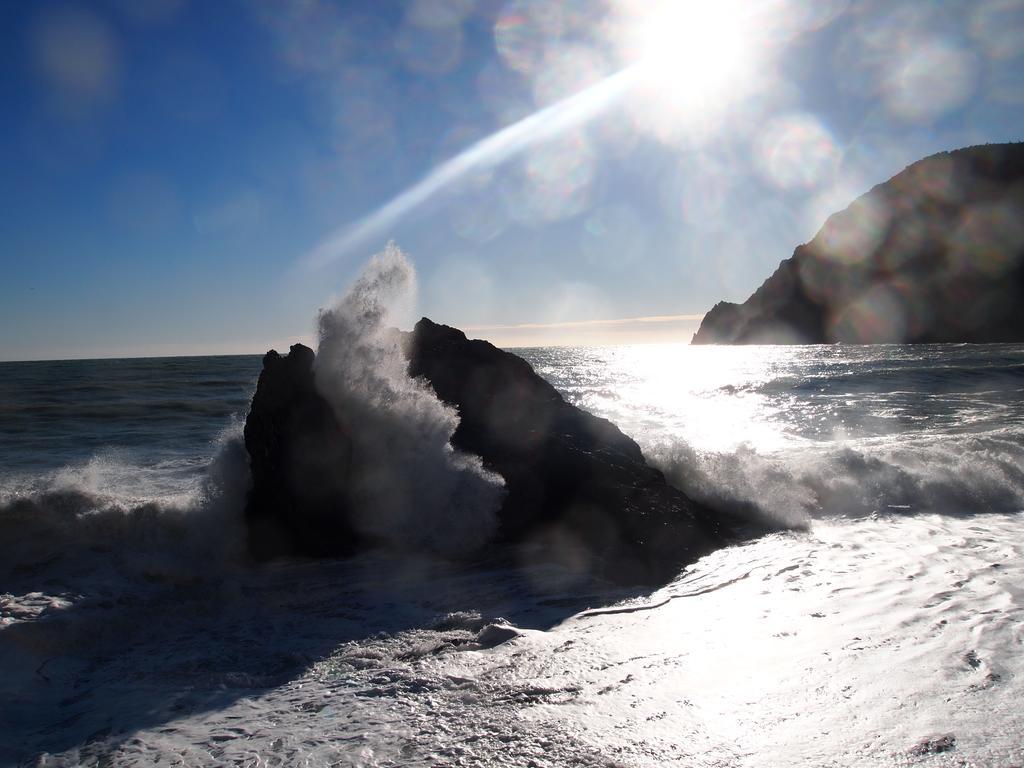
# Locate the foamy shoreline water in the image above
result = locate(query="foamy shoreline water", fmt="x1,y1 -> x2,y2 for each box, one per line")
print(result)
4,514 -> 1022,766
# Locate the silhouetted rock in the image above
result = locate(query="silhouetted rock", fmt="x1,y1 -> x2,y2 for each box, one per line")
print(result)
242,324 -> 730,584
692,143 -> 1024,344
405,318 -> 728,583
243,344 -> 356,559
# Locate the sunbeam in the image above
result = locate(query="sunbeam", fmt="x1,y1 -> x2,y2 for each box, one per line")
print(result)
303,66 -> 640,270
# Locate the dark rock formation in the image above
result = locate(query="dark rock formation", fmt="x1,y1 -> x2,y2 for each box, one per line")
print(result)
692,143 -> 1024,344
404,318 -> 728,583
242,323 -> 730,583
243,344 -> 356,559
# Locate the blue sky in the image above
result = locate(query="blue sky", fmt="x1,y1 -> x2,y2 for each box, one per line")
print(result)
1,0 -> 1022,359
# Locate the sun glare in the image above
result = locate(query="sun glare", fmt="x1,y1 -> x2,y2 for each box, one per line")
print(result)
617,0 -> 756,132
635,1 -> 750,99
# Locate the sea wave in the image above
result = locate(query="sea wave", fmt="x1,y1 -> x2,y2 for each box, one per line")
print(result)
6,422 -> 1021,605
650,429 -> 1024,530
0,430 -> 250,597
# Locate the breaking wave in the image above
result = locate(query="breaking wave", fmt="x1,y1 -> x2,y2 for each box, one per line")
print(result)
650,430 -> 1024,530
0,427 -> 250,594
313,243 -> 505,556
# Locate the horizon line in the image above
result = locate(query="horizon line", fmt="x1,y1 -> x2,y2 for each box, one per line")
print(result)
0,311 -> 709,363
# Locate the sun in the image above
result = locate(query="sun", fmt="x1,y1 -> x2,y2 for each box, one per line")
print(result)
637,1 -> 749,98
618,0 -> 756,121
649,3 -> 744,75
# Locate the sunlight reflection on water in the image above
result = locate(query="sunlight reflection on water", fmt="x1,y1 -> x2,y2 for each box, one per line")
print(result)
522,343 -> 1024,455
524,344 -> 830,453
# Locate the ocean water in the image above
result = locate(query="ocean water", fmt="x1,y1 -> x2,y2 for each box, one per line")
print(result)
1,343 -> 1023,767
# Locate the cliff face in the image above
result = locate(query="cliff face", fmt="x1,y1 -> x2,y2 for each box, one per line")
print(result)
692,143 -> 1024,344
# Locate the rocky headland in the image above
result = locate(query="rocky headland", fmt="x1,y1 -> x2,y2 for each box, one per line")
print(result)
692,143 -> 1024,344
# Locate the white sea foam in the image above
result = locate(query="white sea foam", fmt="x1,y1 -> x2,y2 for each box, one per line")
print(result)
313,243 -> 505,555
649,431 -> 1024,531
11,514 -> 1024,767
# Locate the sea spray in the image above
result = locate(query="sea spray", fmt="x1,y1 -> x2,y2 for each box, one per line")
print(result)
648,432 -> 1024,528
313,243 -> 505,555
647,440 -> 814,531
